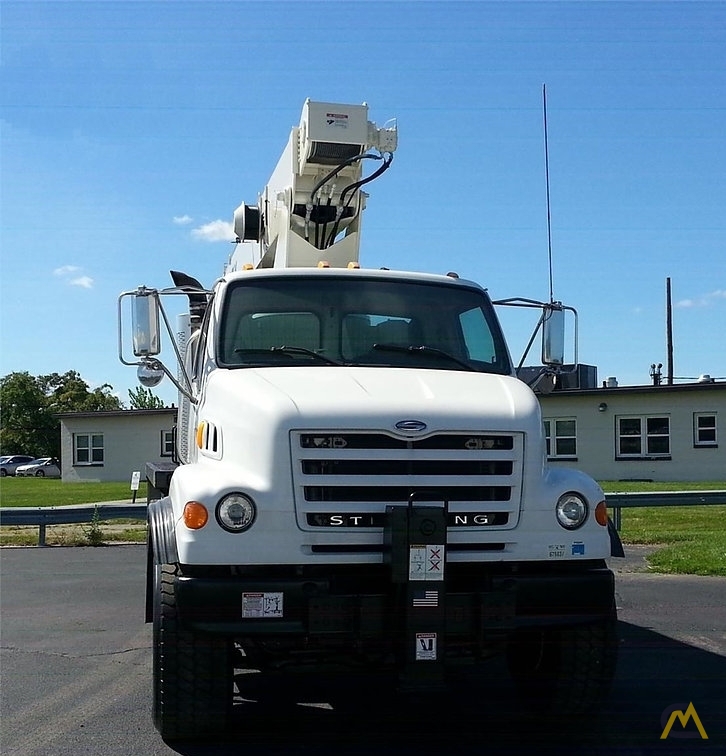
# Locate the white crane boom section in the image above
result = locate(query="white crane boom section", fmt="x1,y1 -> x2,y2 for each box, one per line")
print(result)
228,100 -> 397,272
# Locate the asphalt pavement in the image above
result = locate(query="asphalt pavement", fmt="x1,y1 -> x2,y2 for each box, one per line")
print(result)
1,545 -> 724,756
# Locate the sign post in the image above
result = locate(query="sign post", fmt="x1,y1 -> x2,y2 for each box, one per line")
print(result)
130,471 -> 141,503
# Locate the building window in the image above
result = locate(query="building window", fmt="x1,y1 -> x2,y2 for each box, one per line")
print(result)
161,429 -> 174,457
543,418 -> 577,459
74,433 -> 104,465
694,413 -> 717,447
617,416 -> 670,458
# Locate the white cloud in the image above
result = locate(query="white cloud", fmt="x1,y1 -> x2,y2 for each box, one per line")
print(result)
53,265 -> 94,289
173,214 -> 193,225
54,265 -> 82,277
70,275 -> 94,289
191,219 -> 236,242
676,289 -> 726,309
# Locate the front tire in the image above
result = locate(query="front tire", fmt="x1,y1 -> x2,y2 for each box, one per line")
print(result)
152,563 -> 233,740
35,470 -> 45,477
507,612 -> 618,715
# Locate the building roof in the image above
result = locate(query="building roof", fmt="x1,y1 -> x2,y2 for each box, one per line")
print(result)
544,380 -> 725,399
57,408 -> 177,419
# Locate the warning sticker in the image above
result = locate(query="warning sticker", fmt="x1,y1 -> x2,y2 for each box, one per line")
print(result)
415,632 -> 437,661
242,592 -> 283,618
326,112 -> 349,129
409,544 -> 445,581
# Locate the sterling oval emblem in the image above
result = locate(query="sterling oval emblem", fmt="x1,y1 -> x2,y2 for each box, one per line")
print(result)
395,420 -> 428,432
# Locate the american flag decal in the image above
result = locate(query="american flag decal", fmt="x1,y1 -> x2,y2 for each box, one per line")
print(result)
412,590 -> 439,607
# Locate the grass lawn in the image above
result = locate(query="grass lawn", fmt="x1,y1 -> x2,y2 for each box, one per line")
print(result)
0,477 -> 145,507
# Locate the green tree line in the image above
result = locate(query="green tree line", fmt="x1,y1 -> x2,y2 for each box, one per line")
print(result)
0,371 -> 166,458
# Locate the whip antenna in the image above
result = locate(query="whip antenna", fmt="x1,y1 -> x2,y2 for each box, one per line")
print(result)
543,84 -> 555,304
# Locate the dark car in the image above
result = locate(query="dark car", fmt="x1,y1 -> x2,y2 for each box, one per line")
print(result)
0,455 -> 36,476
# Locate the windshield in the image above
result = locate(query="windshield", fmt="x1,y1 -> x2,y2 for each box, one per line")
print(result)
217,276 -> 511,374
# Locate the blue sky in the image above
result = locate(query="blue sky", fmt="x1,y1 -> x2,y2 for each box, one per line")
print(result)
2,1 -> 724,406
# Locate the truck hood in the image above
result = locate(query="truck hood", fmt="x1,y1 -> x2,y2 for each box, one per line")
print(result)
203,366 -> 541,432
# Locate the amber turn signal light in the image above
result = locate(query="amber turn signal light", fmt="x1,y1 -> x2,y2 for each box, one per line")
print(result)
183,501 -> 209,529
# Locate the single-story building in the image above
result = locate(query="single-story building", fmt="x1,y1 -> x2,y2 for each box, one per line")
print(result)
58,408 -> 177,483
57,377 -> 724,486
539,379 -> 724,482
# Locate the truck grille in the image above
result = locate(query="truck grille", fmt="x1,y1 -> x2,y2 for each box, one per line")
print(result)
291,431 -> 523,531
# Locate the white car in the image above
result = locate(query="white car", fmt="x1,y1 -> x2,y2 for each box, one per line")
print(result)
0,455 -> 35,476
16,458 -> 61,478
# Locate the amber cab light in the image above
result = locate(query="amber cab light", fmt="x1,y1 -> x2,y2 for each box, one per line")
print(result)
183,501 -> 209,530
595,500 -> 608,526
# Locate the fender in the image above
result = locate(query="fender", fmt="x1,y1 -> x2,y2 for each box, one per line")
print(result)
148,496 -> 179,565
145,497 -> 179,622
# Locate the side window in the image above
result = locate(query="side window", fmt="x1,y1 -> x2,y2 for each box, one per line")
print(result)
191,294 -> 217,382
160,430 -> 174,457
694,413 -> 717,447
543,418 -> 577,459
74,433 -> 104,465
617,415 -> 670,458
459,307 -> 496,363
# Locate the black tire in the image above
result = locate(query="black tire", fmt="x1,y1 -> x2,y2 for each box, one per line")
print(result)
0,469 -> 6,477
152,563 -> 233,741
506,612 -> 618,715
35,470 -> 45,477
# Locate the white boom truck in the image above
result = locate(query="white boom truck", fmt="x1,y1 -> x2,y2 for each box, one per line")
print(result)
119,100 -> 622,740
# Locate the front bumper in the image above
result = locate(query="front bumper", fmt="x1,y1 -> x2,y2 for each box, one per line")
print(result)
173,561 -> 615,642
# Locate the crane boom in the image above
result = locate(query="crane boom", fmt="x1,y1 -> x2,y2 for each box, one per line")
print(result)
227,100 -> 397,272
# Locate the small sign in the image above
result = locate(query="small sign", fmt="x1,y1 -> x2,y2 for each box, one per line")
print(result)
409,545 -> 445,581
242,592 -> 283,618
130,471 -> 141,491
415,632 -> 437,661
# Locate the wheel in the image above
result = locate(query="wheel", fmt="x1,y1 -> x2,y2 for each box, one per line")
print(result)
0,469 -> 6,477
35,470 -> 45,477
152,563 -> 233,740
506,612 -> 618,715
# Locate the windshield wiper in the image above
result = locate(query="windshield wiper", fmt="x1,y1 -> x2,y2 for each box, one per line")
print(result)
372,343 -> 476,371
234,346 -> 341,366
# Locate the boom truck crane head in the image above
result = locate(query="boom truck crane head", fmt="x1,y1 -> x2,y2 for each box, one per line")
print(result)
227,100 -> 397,273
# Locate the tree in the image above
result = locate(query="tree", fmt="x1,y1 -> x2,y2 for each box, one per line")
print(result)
128,386 -> 166,409
0,371 -> 123,458
40,371 -> 121,414
0,372 -> 57,456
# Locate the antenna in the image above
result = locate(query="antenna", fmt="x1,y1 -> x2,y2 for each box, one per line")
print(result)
542,84 -> 555,304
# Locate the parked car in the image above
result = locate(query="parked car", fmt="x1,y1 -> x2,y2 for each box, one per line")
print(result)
0,455 -> 36,476
15,458 -> 61,478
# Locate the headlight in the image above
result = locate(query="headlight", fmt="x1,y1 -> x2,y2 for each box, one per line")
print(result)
216,493 -> 256,533
556,493 -> 588,530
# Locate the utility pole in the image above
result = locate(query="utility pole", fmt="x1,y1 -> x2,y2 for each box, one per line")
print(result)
666,277 -> 674,385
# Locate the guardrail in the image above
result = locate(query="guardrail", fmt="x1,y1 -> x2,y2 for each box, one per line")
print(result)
0,503 -> 147,547
2,491 -> 725,546
606,490 -> 726,531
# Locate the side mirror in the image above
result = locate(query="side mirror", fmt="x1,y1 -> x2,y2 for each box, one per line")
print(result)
132,291 -> 161,357
541,305 -> 565,366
